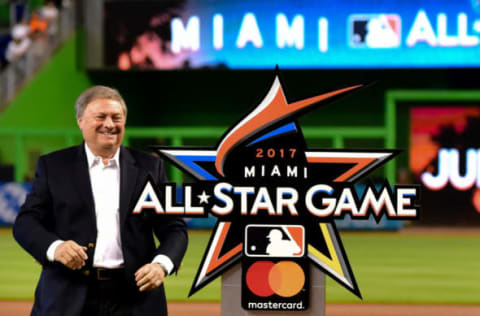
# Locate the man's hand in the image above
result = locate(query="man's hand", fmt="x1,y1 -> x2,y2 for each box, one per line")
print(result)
54,240 -> 88,270
135,263 -> 166,292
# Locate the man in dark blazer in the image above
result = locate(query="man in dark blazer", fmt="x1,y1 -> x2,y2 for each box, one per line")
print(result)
13,86 -> 188,316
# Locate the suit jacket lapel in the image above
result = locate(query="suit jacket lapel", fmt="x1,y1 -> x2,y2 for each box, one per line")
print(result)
119,147 -> 139,228
73,145 -> 97,229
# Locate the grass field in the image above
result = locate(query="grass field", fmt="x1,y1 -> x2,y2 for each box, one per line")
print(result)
1,228 -> 480,304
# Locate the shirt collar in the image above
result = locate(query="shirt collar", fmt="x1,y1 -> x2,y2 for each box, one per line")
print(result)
84,143 -> 120,168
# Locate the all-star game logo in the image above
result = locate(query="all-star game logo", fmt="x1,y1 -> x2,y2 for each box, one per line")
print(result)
133,69 -> 420,311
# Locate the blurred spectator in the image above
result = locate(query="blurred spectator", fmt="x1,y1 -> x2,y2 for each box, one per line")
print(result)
42,1 -> 59,23
41,1 -> 59,44
29,11 -> 48,39
13,19 -> 30,40
5,22 -> 31,63
5,19 -> 31,99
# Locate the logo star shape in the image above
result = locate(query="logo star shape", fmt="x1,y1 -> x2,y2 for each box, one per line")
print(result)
198,191 -> 210,204
155,70 -> 396,298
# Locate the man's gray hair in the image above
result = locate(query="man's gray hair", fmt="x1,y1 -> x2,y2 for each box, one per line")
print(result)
75,86 -> 127,118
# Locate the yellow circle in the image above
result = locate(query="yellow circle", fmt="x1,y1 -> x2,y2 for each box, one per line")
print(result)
268,261 -> 305,297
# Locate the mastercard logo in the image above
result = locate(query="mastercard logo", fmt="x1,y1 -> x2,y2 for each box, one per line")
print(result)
246,261 -> 305,297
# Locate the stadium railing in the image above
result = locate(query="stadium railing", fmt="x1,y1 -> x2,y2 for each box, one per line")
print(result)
0,126 -> 392,184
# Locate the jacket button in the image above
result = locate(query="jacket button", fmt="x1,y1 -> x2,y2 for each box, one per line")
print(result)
83,270 -> 90,276
88,243 -> 94,248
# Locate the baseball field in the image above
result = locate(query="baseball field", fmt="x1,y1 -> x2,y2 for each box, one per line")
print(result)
1,227 -> 480,315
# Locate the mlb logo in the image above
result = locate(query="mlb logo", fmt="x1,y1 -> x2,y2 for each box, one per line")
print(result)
244,224 -> 305,257
349,14 -> 401,48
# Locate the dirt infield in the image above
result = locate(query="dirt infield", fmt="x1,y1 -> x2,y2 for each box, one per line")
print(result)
2,301 -> 480,316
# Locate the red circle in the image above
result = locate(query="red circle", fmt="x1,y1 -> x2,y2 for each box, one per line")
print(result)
246,261 -> 275,297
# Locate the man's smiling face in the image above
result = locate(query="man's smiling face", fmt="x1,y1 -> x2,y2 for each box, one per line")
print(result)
77,98 -> 126,157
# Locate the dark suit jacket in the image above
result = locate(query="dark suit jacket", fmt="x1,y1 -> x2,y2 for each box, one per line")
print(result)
13,145 -> 188,316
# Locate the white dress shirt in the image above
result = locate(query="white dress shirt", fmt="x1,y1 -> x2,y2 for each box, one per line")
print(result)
46,144 -> 173,274
87,144 -> 122,268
